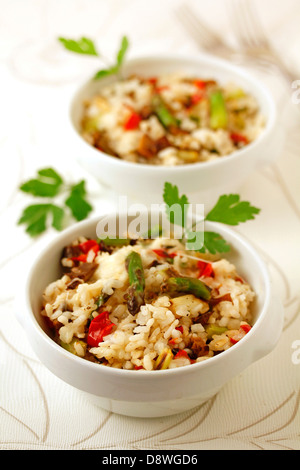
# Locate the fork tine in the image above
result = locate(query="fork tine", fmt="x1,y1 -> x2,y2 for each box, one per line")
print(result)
182,4 -> 223,44
175,6 -> 212,49
175,4 -> 226,50
229,0 -> 249,48
242,0 -> 270,47
231,0 -> 268,50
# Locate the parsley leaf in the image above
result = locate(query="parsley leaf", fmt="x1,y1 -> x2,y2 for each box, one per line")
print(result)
93,66 -> 118,80
163,182 -> 189,228
197,232 -> 231,254
58,34 -> 129,81
18,204 -> 65,237
19,168 -> 64,198
162,183 -> 260,255
116,35 -> 129,68
18,168 -> 93,237
65,180 -> 93,221
205,194 -> 260,225
58,37 -> 98,56
93,35 -> 129,80
185,230 -> 230,254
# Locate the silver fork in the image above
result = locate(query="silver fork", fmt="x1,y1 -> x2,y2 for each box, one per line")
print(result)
229,0 -> 296,84
174,3 -> 235,59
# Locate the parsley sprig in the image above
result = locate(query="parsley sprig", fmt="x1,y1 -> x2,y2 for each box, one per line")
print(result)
58,35 -> 129,80
163,182 -> 260,254
18,168 -> 93,237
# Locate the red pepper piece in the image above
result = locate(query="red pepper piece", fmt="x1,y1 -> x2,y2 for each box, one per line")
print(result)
190,92 -> 204,106
152,249 -> 176,258
155,85 -> 169,93
175,326 -> 183,333
87,311 -> 115,347
240,323 -> 252,333
123,112 -> 141,130
230,336 -> 239,345
194,80 -> 206,90
174,350 -> 190,360
230,324 -> 251,345
197,260 -> 214,278
148,77 -> 157,85
79,239 -> 99,254
72,254 -> 88,262
230,132 -> 249,145
72,240 -> 100,262
169,338 -> 179,346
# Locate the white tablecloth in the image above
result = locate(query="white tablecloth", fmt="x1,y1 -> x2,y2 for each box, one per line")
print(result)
0,0 -> 299,450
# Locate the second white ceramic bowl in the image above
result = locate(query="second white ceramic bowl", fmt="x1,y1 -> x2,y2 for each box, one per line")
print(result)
69,53 -> 284,206
16,211 -> 284,418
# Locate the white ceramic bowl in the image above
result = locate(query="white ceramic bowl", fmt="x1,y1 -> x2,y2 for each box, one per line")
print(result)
69,53 -> 284,206
16,211 -> 284,418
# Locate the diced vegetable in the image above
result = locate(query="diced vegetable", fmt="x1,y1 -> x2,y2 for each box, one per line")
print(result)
230,132 -> 249,145
152,248 -> 176,263
230,322 -> 252,344
95,293 -> 109,308
137,134 -> 157,159
193,80 -> 206,90
79,239 -> 99,253
125,251 -> 145,315
209,90 -> 228,129
148,77 -> 157,85
167,277 -> 211,301
190,92 -> 204,107
177,150 -> 199,163
197,260 -> 214,278
205,324 -> 228,339
174,350 -> 190,360
226,88 -> 246,100
71,243 -> 99,262
240,322 -> 252,333
87,311 -> 115,347
152,94 -> 179,129
154,348 -> 173,370
123,111 -> 141,130
82,116 -> 100,133
60,338 -> 87,356
97,237 -> 131,247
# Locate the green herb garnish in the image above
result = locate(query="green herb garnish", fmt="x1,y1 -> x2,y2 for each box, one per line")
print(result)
163,182 -> 260,254
18,168 -> 93,237
58,37 -> 98,56
163,182 -> 189,229
205,194 -> 260,225
58,35 -> 129,80
65,180 -> 92,222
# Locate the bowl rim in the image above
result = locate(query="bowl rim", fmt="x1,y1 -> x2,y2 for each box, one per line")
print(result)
69,51 -> 277,173
22,211 -> 272,379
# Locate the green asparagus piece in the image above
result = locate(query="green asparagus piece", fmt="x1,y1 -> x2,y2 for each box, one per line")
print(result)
209,90 -> 228,129
154,348 -> 173,370
152,94 -> 179,129
167,277 -> 211,301
60,338 -> 86,356
98,236 -> 131,247
125,251 -> 145,315
205,324 -> 228,339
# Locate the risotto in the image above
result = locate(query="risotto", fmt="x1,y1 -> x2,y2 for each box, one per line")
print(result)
80,74 -> 265,165
41,235 -> 255,370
